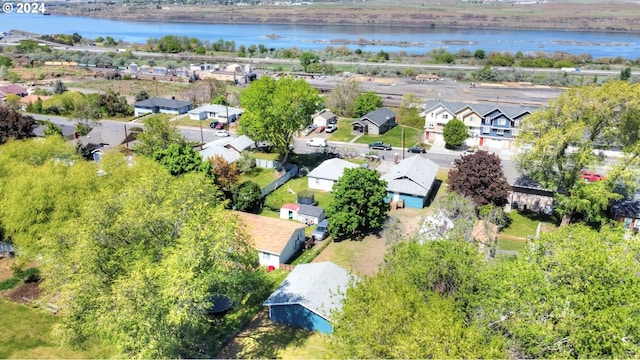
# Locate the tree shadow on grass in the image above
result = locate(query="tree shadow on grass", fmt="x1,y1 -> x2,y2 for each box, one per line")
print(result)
517,209 -> 561,226
217,309 -> 313,359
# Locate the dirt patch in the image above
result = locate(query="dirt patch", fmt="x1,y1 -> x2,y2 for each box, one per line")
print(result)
0,257 -> 17,282
216,309 -> 313,359
6,282 -> 42,304
313,208 -> 424,277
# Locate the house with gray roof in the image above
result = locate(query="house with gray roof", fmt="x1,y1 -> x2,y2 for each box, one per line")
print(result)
133,97 -> 193,117
307,158 -> 360,191
199,135 -> 255,163
381,155 -> 439,208
188,104 -> 243,123
263,262 -> 354,334
422,100 -> 538,149
351,107 -> 396,135
312,109 -> 338,127
611,189 -> 640,234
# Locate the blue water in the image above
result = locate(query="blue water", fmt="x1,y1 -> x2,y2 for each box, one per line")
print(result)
1,13 -> 639,58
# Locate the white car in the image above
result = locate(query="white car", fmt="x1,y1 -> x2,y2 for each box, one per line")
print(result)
306,138 -> 328,147
215,130 -> 230,137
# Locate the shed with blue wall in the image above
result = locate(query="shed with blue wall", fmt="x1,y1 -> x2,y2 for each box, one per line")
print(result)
263,262 -> 354,334
382,155 -> 440,209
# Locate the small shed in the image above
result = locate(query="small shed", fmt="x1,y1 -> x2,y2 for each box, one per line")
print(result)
280,203 -> 325,225
263,262 -> 354,334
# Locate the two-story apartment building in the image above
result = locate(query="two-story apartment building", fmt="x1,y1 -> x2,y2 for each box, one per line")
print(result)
422,100 -> 538,149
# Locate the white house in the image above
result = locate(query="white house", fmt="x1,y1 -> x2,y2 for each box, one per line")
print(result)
312,109 -> 338,127
199,135 -> 255,163
235,211 -> 306,268
188,104 -> 244,122
307,158 -> 360,192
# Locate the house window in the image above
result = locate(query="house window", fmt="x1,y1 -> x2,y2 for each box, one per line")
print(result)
482,126 -> 490,133
624,217 -> 632,229
497,118 -> 507,126
431,112 -> 434,117
315,178 -> 320,185
497,129 -> 504,135
428,122 -> 435,128
514,119 -> 520,127
470,116 -> 476,122
263,253 -> 271,261
443,114 -> 449,120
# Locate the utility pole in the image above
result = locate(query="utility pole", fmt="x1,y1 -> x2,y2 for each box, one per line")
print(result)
199,119 -> 204,144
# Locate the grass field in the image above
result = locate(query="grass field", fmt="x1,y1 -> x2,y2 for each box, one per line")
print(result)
263,177 -> 333,210
328,118 -> 357,142
0,300 -> 112,359
501,210 -> 559,239
355,126 -> 423,148
239,167 -> 280,189
66,79 -> 193,99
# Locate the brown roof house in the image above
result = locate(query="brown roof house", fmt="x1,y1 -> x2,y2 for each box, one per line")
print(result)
0,84 -> 28,100
235,211 -> 306,268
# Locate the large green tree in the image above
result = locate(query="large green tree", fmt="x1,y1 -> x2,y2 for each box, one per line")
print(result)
239,76 -> 321,164
134,116 -> 185,157
326,167 -> 389,238
353,91 -> 383,117
516,81 -> 640,226
152,142 -> 211,176
473,224 -> 640,358
331,241 -> 505,359
41,156 -> 266,358
442,119 -> 468,148
324,79 -> 361,117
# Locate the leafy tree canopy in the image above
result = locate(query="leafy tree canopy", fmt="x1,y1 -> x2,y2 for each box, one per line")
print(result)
449,150 -> 510,207
353,91 -> 383,117
239,76 -> 321,164
326,167 -> 389,238
324,79 -> 361,118
134,116 -> 185,157
473,224 -> 640,358
0,105 -> 35,145
516,80 -> 640,225
152,142 -> 211,177
442,119 -> 468,148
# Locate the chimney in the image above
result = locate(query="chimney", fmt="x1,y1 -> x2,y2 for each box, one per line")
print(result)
393,153 -> 399,165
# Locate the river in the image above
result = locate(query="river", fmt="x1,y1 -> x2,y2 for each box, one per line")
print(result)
2,13 -> 639,58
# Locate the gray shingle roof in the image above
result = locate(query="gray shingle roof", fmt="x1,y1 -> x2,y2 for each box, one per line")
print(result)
423,100 -> 538,120
188,104 -> 243,118
382,155 -> 439,196
307,158 -> 359,181
297,204 -> 325,219
134,97 -> 192,109
263,262 -> 355,320
226,135 -> 254,152
612,190 -> 640,219
356,107 -> 396,127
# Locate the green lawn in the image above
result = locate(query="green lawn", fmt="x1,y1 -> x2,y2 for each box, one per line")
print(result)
355,125 -> 423,148
497,237 -> 529,251
501,210 -> 559,238
262,177 -> 333,213
239,167 -> 280,189
138,113 -> 174,124
172,115 -> 206,127
328,118 -> 357,142
0,300 -> 113,359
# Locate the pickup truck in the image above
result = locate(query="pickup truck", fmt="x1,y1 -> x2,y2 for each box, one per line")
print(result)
368,141 -> 392,150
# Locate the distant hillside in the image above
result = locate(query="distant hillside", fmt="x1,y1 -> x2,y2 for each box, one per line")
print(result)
49,0 -> 640,32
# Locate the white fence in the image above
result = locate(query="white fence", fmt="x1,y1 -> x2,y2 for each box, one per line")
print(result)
260,164 -> 298,198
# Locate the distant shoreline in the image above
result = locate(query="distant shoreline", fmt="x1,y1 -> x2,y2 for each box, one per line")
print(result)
47,1 -> 640,33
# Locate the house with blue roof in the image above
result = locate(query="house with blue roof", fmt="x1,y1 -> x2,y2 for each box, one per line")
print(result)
263,262 -> 354,334
381,155 -> 440,209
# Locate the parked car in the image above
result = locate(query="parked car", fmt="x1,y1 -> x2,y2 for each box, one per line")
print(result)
215,130 -> 230,137
215,122 -> 226,129
311,219 -> 329,241
302,124 -> 317,136
314,126 -> 326,133
461,148 -> 477,156
369,141 -> 392,150
306,138 -> 328,147
209,121 -> 220,129
580,170 -> 604,182
328,118 -> 338,125
407,145 -> 426,153
325,124 -> 338,133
